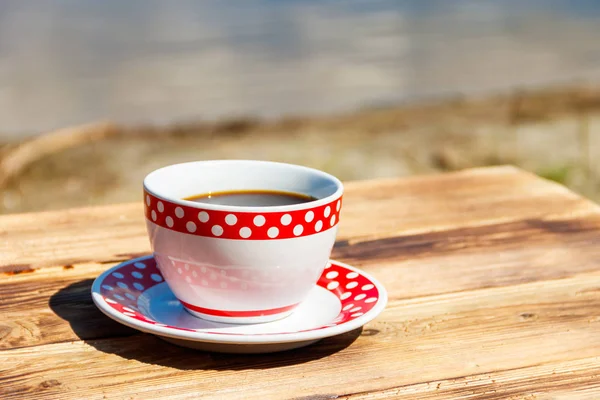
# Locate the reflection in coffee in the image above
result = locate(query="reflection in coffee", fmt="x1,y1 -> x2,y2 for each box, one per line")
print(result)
184,190 -> 316,207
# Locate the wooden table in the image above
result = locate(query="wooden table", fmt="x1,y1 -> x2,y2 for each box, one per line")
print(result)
3,166 -> 600,399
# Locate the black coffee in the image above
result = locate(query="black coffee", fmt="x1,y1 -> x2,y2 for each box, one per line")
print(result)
185,190 -> 316,207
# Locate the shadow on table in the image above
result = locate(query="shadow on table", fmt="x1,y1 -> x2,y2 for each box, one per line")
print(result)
49,279 -> 364,371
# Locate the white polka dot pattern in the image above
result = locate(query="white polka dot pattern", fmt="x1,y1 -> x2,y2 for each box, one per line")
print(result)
326,271 -> 339,279
186,221 -> 197,233
253,215 -> 266,226
144,190 -> 342,240
99,256 -> 380,335
305,211 -> 314,222
280,214 -> 292,226
198,211 -> 209,223
225,214 -> 237,226
315,220 -> 323,232
239,227 -> 252,238
267,227 -> 279,238
318,263 -> 379,326
293,224 -> 304,236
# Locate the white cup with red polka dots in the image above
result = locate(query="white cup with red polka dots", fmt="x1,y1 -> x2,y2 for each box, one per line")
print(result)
143,160 -> 344,324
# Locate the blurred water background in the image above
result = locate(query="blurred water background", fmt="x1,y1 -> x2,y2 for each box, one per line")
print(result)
1,0 -> 600,139
2,0 -> 600,213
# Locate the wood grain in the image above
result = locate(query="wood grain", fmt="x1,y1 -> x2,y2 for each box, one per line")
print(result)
341,357 -> 600,400
3,272 -> 600,399
1,166 -> 595,271
3,212 -> 600,350
3,166 -> 600,399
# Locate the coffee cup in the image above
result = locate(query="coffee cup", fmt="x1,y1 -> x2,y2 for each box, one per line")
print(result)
143,160 -> 343,324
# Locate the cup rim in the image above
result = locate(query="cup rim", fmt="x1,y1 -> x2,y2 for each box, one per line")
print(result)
143,160 -> 344,213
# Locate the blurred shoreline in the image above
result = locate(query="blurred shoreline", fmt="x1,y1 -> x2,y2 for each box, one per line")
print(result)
2,0 -> 600,139
3,83 -> 600,214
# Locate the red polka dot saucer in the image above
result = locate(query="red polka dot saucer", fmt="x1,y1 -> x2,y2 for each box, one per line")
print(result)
91,255 -> 388,353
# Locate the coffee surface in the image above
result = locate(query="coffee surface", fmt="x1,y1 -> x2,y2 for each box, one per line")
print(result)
184,190 -> 316,207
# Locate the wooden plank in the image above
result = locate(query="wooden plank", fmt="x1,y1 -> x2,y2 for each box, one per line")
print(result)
341,357 -> 600,399
4,166 -> 600,399
4,211 -> 600,350
0,263 -> 137,350
0,203 -> 148,272
3,271 -> 600,399
1,166 -> 596,272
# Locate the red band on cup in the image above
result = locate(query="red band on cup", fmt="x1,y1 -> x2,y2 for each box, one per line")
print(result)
144,190 -> 342,240
179,300 -> 299,317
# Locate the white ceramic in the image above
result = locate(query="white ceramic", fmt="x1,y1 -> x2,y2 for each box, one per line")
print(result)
91,255 -> 387,353
143,160 -> 343,324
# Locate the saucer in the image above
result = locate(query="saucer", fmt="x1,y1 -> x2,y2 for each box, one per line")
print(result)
91,255 -> 387,353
